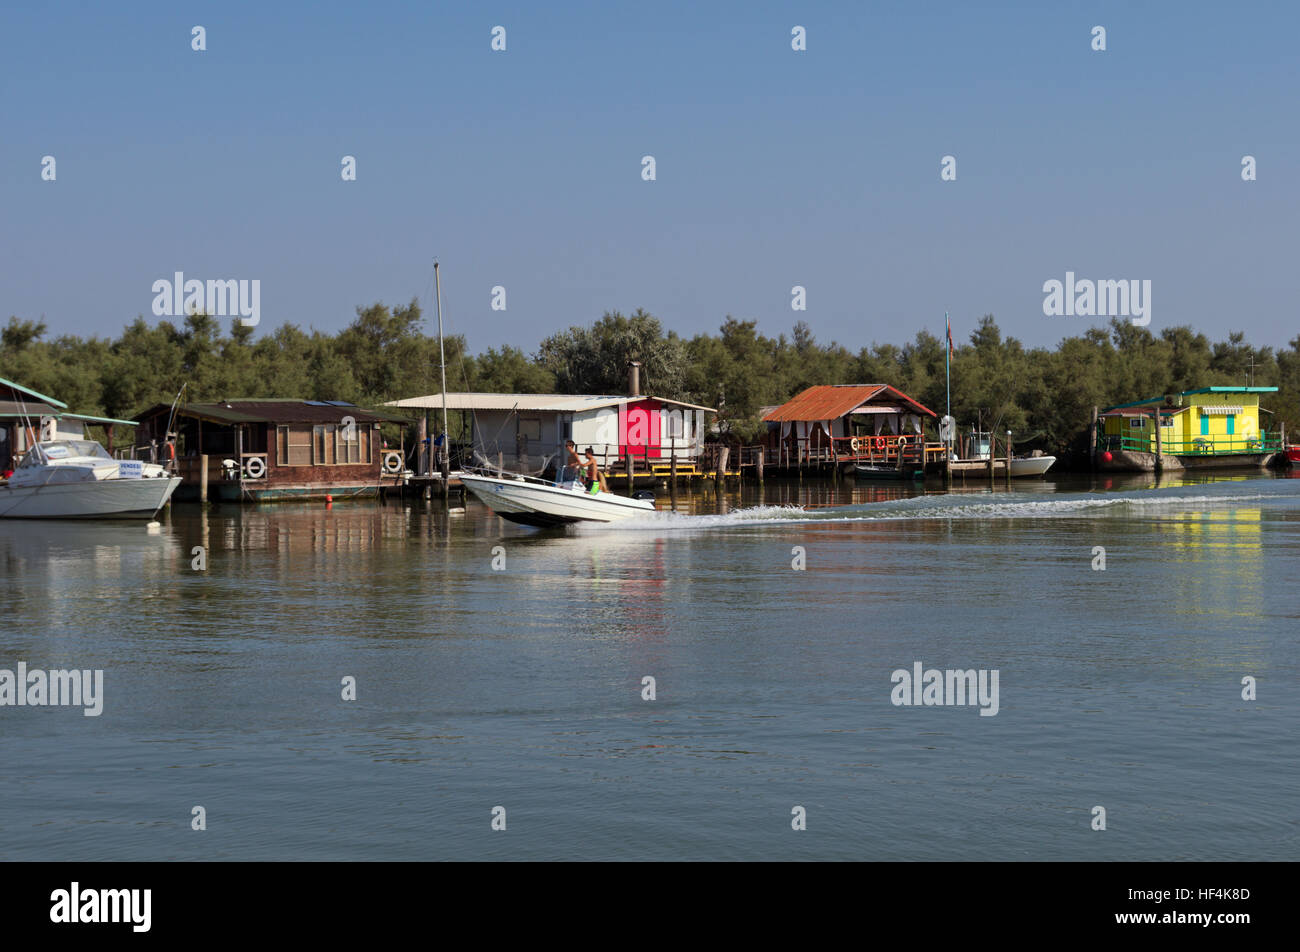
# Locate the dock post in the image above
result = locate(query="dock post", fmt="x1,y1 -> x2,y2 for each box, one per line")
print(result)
756,448 -> 764,483
716,445 -> 729,487
1090,406 -> 1098,472
626,450 -> 634,496
944,458 -> 952,489
199,454 -> 208,504
1005,431 -> 1012,487
1153,408 -> 1163,474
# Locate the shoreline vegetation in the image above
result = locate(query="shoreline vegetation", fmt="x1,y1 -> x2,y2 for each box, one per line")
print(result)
3,306 -> 1297,466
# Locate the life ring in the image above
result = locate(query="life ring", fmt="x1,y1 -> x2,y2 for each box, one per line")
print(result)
166,441 -> 176,461
897,436 -> 909,447
244,456 -> 266,479
382,451 -> 403,474
874,436 -> 886,451
850,437 -> 860,452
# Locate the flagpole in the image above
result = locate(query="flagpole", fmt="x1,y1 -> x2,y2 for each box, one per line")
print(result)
945,310 -> 951,422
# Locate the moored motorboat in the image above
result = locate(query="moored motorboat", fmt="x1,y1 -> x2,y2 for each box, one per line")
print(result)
0,440 -> 181,519
461,471 -> 654,527
1008,455 -> 1056,477
854,463 -> 923,481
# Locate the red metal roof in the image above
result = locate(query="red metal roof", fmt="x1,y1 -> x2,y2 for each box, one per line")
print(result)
762,385 -> 937,422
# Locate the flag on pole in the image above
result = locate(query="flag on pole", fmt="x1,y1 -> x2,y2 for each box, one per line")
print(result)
946,312 -> 954,358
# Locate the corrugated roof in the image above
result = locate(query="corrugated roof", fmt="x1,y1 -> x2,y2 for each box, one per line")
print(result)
136,400 -> 393,425
385,392 -> 716,413
762,385 -> 937,422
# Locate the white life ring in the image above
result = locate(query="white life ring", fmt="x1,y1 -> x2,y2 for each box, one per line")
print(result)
897,436 -> 909,447
244,456 -> 266,479
382,451 -> 403,474
850,437 -> 860,452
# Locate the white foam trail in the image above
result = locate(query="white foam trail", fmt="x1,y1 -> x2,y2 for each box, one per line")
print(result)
577,488 -> 1291,533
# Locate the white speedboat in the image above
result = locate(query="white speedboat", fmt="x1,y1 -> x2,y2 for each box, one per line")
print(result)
1008,455 -> 1056,477
0,440 -> 182,519
461,472 -> 655,527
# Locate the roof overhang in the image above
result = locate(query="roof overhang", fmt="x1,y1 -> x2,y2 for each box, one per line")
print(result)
385,393 -> 716,414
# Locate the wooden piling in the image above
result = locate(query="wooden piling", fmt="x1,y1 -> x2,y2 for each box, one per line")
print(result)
1090,406 -> 1098,471
1153,408 -> 1163,473
199,454 -> 208,504
626,450 -> 634,496
1005,432 -> 1012,488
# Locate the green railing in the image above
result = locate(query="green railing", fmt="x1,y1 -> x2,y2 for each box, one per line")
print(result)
1097,431 -> 1283,455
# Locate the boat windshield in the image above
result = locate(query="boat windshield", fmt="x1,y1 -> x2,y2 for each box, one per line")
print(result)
21,440 -> 115,466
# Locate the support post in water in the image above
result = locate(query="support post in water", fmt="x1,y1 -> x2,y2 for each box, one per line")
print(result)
626,450 -> 634,496
199,454 -> 208,504
1153,407 -> 1163,473
1005,431 -> 1012,488
1090,406 -> 1098,471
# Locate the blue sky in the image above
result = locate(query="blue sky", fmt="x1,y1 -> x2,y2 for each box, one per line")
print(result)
3,1 -> 1298,354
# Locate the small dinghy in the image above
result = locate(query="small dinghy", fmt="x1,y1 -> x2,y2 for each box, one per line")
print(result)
460,471 -> 655,527
854,463 -> 923,481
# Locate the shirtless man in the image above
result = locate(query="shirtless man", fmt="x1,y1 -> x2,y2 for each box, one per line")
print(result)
582,447 -> 607,494
561,440 -> 582,485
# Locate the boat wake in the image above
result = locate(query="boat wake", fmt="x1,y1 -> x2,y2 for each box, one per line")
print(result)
575,486 -> 1294,533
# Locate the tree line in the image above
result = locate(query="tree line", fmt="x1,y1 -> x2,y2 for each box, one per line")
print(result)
3,304 -> 1297,460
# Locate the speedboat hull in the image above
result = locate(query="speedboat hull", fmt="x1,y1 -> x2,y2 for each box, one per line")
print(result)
461,474 -> 654,526
1009,456 -> 1056,477
0,476 -> 182,519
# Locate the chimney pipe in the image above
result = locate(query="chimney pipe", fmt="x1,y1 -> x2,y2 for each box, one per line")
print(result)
627,360 -> 642,397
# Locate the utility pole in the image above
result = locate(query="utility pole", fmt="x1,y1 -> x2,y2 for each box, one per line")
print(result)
434,261 -> 450,500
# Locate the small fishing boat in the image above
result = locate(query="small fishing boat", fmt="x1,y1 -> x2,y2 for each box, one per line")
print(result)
461,471 -> 655,527
854,463 -> 923,481
1285,446 -> 1300,465
0,439 -> 181,519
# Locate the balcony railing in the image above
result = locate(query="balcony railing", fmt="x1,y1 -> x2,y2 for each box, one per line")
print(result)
1098,432 -> 1283,455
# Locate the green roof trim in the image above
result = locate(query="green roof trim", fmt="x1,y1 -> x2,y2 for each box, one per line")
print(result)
60,412 -> 139,427
1103,386 -> 1277,413
1178,386 -> 1278,395
0,375 -> 68,409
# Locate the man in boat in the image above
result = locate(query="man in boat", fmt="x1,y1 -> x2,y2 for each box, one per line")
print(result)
559,440 -> 582,485
582,447 -> 607,495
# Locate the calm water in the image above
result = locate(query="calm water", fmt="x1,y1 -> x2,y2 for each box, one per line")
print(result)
2,471 -> 1297,860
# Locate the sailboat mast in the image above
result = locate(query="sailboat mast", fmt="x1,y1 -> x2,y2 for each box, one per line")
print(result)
434,261 -> 449,473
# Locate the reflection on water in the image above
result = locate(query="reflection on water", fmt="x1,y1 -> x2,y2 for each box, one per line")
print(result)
0,471 -> 1297,861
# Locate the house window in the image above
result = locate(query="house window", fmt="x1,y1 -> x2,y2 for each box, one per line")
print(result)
278,426 -> 312,466
1160,416 -> 1173,428
518,417 -> 541,441
1129,418 -> 1145,429
313,425 -> 337,465
337,422 -> 368,464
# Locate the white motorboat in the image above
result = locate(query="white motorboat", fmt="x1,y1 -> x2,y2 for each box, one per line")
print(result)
1008,455 -> 1056,477
461,471 -> 655,527
0,439 -> 182,519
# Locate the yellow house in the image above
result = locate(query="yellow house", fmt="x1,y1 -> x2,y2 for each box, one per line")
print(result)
1097,387 -> 1280,470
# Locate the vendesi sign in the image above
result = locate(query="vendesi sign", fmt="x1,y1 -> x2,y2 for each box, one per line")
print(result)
117,460 -> 144,480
